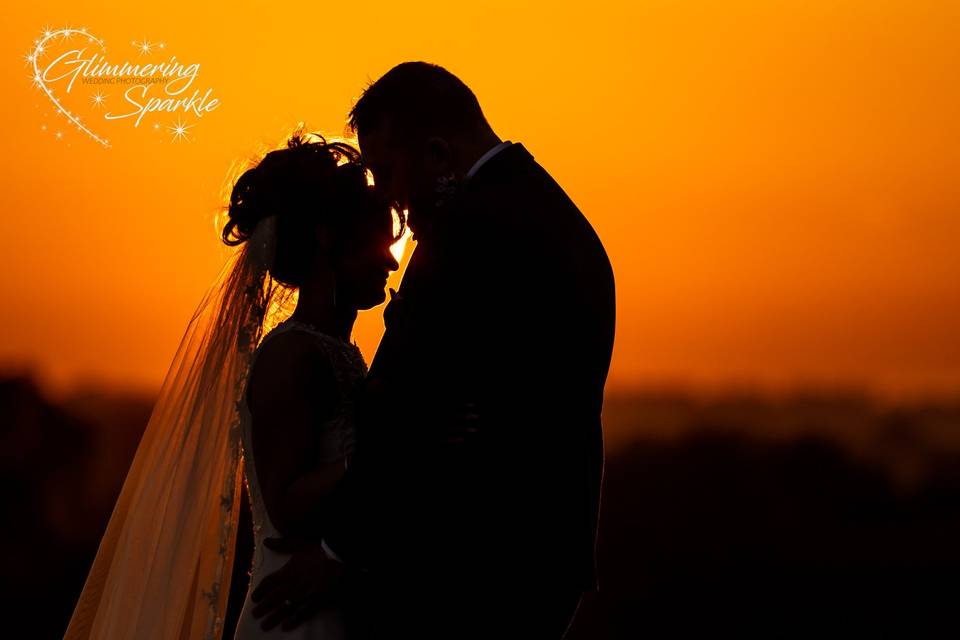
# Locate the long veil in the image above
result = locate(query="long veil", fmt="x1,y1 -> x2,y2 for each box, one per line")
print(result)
64,217 -> 284,640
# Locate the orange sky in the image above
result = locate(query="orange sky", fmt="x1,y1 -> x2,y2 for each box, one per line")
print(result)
1,1 -> 958,399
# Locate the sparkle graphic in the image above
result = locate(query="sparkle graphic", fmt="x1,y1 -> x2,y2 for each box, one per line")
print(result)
133,38 -> 154,55
168,118 -> 194,143
91,90 -> 107,108
27,27 -> 110,148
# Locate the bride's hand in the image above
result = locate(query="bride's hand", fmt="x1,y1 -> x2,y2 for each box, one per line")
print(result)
250,542 -> 347,631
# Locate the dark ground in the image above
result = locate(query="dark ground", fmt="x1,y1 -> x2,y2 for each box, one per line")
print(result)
2,374 -> 958,638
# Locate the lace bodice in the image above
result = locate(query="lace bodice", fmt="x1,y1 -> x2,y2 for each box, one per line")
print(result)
237,319 -> 367,554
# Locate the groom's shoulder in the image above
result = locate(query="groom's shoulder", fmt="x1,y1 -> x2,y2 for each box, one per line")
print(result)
474,144 -> 580,215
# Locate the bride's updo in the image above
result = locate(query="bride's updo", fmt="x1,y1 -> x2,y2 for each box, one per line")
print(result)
222,131 -> 399,288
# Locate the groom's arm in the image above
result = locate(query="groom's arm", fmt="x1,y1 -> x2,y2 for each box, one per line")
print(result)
303,345 -> 412,570
313,453 -> 372,568
269,431 -> 374,568
251,420 -> 391,629
251,456 -> 375,631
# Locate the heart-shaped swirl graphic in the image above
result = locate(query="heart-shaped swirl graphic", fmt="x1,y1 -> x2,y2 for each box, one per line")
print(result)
30,28 -> 111,148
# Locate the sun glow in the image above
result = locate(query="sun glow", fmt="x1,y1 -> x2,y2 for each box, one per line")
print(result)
390,217 -> 412,263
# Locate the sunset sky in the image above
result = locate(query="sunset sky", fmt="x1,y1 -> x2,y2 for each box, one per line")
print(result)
1,1 -> 957,399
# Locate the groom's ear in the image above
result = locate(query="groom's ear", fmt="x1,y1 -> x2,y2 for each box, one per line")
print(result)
425,136 -> 452,172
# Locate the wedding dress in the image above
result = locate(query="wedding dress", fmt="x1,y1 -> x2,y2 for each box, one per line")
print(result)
63,216 -> 364,640
233,319 -> 367,640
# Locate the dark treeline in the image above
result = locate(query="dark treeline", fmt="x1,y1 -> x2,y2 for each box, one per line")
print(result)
2,374 -> 958,638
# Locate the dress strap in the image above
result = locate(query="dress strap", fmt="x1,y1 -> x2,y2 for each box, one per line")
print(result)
274,319 -> 366,363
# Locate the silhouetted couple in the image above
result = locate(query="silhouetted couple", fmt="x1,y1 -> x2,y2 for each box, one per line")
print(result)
65,62 -> 615,640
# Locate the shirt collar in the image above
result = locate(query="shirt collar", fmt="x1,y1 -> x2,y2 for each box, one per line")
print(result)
465,140 -> 513,180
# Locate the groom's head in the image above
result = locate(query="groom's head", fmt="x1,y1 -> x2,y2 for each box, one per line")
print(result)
349,62 -> 500,229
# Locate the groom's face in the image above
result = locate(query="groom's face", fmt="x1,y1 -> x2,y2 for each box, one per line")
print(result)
359,120 -> 435,232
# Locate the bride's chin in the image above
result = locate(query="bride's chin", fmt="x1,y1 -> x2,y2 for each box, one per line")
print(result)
356,291 -> 387,310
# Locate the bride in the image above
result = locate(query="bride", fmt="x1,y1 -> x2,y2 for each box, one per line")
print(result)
64,130 -> 401,640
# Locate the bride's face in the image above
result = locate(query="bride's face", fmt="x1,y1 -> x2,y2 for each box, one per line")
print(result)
333,212 -> 400,310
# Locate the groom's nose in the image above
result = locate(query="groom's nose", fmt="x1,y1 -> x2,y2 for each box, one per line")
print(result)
377,181 -> 408,213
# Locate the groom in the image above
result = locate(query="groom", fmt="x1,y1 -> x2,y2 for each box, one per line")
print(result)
251,62 -> 616,638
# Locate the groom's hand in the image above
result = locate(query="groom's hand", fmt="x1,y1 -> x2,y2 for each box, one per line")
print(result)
251,539 -> 347,631
261,536 -> 307,554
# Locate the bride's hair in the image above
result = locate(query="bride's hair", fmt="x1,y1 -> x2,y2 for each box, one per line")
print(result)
222,130 -> 402,288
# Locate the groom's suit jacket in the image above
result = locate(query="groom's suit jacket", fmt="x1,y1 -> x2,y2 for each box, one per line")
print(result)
325,142 -> 615,593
